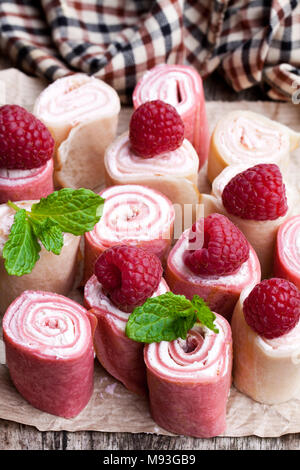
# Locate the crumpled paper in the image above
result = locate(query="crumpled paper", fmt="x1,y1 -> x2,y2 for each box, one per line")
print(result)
0,68 -> 300,437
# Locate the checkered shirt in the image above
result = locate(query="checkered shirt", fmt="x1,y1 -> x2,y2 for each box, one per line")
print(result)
0,0 -> 300,103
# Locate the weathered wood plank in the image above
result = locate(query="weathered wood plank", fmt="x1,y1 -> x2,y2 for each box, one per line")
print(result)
0,420 -> 300,450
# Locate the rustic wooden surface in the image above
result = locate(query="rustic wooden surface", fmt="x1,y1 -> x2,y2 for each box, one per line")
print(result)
0,58 -> 299,449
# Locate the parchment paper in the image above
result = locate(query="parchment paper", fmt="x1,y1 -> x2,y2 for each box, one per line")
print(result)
0,68 -> 300,437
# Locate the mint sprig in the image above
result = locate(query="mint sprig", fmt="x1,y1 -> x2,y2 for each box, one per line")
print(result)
3,209 -> 41,276
3,188 -> 105,276
30,218 -> 64,255
30,188 -> 104,235
125,292 -> 219,343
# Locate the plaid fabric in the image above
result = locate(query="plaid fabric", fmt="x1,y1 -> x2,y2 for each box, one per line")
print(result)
0,0 -> 300,103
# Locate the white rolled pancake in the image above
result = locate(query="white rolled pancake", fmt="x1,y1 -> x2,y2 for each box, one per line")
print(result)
207,110 -> 300,183
199,163 -> 296,277
34,73 -> 120,189
104,132 -> 200,224
0,200 -> 80,313
232,285 -> 300,404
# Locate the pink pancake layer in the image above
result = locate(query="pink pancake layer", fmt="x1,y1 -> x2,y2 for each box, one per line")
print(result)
84,276 -> 169,396
3,290 -> 94,418
144,314 -> 232,437
0,158 -> 54,203
274,215 -> 300,289
133,64 -> 209,168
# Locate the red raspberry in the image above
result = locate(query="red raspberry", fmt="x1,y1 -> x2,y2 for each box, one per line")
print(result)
129,100 -> 184,158
0,104 -> 54,169
94,245 -> 163,312
222,163 -> 288,221
244,278 -> 300,339
183,213 -> 250,276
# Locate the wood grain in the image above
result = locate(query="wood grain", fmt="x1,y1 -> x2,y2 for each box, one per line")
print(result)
0,66 -> 299,449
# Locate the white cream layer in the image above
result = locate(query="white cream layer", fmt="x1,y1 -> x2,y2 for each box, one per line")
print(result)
34,74 -> 120,126
215,111 -> 290,164
105,133 -> 199,179
89,185 -> 174,245
86,277 -> 169,331
3,291 -> 90,359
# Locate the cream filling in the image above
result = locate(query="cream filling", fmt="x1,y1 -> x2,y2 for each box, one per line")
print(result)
90,185 -> 174,245
215,111 -> 290,163
0,168 -> 37,178
145,317 -> 230,380
105,133 -> 198,179
34,74 -> 120,126
0,159 -> 51,185
85,276 -> 169,331
3,291 -> 90,358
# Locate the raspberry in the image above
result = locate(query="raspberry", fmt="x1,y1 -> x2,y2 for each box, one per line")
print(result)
183,213 -> 250,276
0,104 -> 54,169
129,100 -> 184,158
94,245 -> 163,312
222,163 -> 288,221
244,278 -> 300,339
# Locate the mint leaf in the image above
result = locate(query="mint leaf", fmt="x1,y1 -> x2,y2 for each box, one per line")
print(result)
2,209 -> 41,276
125,292 -> 218,343
147,292 -> 197,318
3,188 -> 105,276
30,188 -> 104,235
31,218 -> 64,255
192,295 -> 219,333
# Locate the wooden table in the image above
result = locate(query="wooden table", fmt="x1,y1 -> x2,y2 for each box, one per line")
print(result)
0,64 -> 299,450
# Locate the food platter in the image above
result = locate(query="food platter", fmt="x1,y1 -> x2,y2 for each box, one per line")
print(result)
0,68 -> 300,437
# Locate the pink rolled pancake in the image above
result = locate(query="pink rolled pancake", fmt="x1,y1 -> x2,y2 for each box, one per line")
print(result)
232,285 -> 300,404
84,276 -> 169,396
104,132 -> 200,223
0,158 -> 54,203
133,64 -> 209,168
200,163 -> 296,278
165,227 -> 261,320
274,215 -> 300,289
0,200 -> 80,313
144,315 -> 232,438
3,290 -> 94,418
34,73 -> 120,189
84,184 -> 175,282
207,110 -> 300,183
